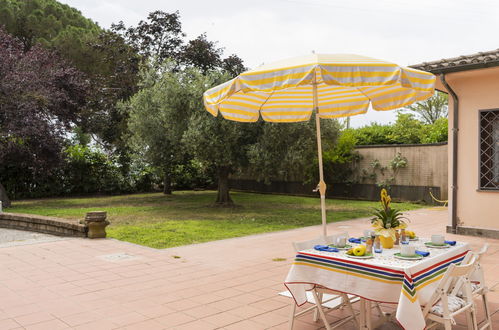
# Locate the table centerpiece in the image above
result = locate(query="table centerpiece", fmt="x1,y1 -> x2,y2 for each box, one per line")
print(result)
371,189 -> 407,249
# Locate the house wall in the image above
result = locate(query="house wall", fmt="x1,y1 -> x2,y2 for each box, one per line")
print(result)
436,66 -> 499,231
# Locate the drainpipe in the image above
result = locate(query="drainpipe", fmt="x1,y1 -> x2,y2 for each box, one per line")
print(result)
440,74 -> 459,233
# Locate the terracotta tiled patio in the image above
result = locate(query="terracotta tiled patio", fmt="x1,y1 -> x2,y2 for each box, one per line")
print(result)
0,208 -> 498,329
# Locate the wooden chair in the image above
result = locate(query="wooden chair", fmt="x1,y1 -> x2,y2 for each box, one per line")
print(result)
422,252 -> 479,330
452,244 -> 492,330
285,236 -> 359,330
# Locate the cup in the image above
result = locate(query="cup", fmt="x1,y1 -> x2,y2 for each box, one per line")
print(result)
431,235 -> 445,245
400,245 -> 416,257
336,236 -> 347,248
363,230 -> 373,238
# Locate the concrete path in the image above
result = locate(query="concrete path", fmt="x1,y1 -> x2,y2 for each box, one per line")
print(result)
0,228 -> 67,248
0,208 -> 497,329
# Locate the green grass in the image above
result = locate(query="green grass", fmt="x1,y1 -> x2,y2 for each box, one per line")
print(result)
9,191 -> 425,249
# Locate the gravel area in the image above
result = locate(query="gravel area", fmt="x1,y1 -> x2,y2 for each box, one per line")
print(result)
0,227 -> 68,247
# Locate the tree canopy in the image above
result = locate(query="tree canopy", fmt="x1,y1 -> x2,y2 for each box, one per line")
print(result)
125,63 -> 206,194
405,91 -> 448,124
349,112 -> 448,146
0,0 -> 99,51
0,27 -> 88,199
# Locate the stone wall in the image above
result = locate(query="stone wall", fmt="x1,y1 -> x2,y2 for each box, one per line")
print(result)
0,212 -> 87,237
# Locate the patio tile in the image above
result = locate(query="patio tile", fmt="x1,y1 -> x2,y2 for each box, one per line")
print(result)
223,319 -> 268,330
24,318 -> 70,330
206,298 -> 240,312
227,304 -> 267,319
57,311 -> 103,327
120,319 -> 165,330
135,305 -> 176,318
107,311 -> 149,327
154,311 -> 196,327
163,298 -> 200,311
3,303 -> 42,318
0,318 -> 22,330
71,319 -> 119,330
183,304 -> 223,319
249,310 -> 290,327
170,319 -> 218,330
201,311 -> 242,327
13,311 -> 55,327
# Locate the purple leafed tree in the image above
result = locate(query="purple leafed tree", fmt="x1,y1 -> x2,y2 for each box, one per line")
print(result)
0,27 -> 89,204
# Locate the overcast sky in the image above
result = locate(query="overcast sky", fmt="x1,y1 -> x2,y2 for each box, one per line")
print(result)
60,0 -> 499,127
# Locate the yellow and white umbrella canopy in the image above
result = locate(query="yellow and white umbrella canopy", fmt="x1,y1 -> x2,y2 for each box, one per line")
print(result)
204,54 -> 435,123
203,54 -> 435,237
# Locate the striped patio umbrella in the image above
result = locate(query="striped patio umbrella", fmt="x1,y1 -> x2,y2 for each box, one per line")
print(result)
203,54 -> 436,237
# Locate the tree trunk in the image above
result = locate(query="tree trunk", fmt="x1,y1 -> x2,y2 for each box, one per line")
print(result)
216,167 -> 233,206
163,169 -> 172,195
0,182 -> 11,208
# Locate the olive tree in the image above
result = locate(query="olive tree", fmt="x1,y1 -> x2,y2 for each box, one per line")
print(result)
125,63 -> 203,194
183,104 -> 259,205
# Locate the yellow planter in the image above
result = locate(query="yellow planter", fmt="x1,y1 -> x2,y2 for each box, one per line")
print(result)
379,236 -> 394,249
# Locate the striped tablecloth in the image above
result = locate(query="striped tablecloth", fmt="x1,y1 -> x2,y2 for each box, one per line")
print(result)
284,241 -> 469,330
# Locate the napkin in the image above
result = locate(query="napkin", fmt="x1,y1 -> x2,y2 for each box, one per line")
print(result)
348,238 -> 361,244
314,245 -> 339,252
445,240 -> 456,246
415,250 -> 430,257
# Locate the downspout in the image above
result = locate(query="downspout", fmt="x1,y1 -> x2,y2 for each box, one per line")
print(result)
440,74 -> 459,233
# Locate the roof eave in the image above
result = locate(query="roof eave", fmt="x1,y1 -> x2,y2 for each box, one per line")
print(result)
410,61 -> 499,74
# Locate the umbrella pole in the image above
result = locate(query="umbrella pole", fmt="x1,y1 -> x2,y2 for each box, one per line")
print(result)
312,82 -> 328,239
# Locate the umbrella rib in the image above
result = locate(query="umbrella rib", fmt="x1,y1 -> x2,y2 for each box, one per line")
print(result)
258,90 -> 276,114
353,86 -> 373,110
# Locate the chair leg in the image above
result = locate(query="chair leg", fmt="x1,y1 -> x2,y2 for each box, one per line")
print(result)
471,306 -> 479,330
482,293 -> 493,330
444,320 -> 452,330
342,294 -> 359,328
466,308 -> 473,329
312,290 -> 332,330
313,291 -> 323,322
375,302 -> 384,317
288,301 -> 296,330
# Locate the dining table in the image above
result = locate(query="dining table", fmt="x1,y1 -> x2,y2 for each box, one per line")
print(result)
284,239 -> 470,330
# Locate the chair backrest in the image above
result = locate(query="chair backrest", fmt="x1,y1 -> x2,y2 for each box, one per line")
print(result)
423,252 -> 477,316
292,237 -> 327,252
325,232 -> 348,245
450,244 -> 488,295
476,243 -> 489,262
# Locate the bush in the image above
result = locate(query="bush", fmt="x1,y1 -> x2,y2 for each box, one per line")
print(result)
323,130 -> 360,183
350,112 -> 448,145
62,145 -> 128,194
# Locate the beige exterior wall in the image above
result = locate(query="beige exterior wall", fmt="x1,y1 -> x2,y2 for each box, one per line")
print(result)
353,144 -> 448,198
435,67 -> 499,230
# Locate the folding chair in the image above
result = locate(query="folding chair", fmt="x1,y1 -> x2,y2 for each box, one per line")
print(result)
284,236 -> 359,330
422,252 -> 479,330
452,244 -> 493,330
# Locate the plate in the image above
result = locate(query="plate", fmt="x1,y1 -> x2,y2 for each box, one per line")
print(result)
329,244 -> 353,250
346,253 -> 374,259
394,252 -> 423,260
424,242 -> 450,249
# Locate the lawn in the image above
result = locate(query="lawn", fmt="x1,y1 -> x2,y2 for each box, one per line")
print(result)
9,191 -> 425,249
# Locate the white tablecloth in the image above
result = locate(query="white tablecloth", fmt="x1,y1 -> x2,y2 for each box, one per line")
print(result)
284,240 -> 470,330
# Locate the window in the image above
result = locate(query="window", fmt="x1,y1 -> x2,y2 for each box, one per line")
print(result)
479,109 -> 499,190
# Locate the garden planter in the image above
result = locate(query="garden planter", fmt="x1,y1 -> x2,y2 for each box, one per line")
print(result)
84,211 -> 109,239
